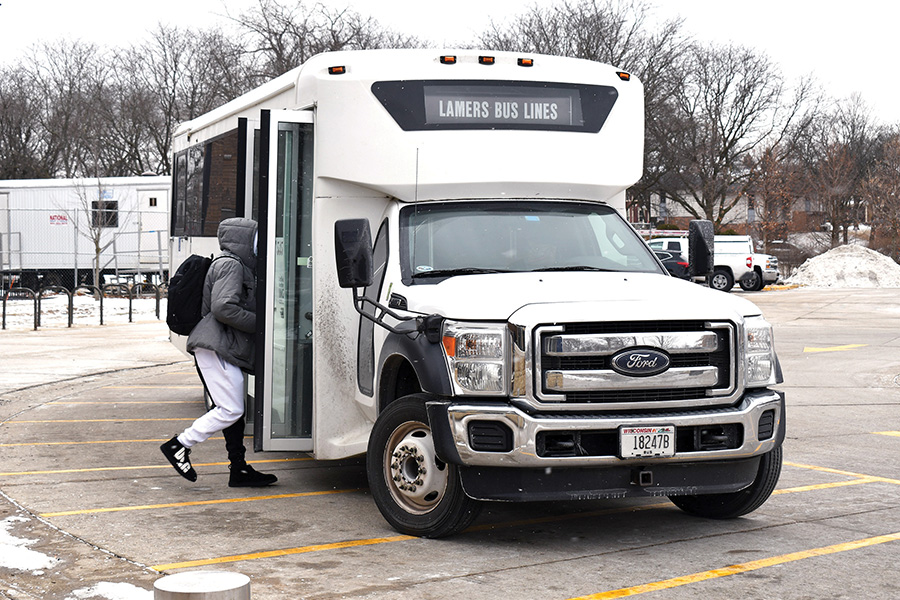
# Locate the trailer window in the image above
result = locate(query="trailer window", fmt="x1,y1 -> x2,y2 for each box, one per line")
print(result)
91,200 -> 118,228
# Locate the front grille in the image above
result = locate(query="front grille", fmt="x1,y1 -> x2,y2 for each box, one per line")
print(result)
536,320 -> 734,406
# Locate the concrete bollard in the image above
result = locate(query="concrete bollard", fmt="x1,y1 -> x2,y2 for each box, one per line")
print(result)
154,571 -> 250,600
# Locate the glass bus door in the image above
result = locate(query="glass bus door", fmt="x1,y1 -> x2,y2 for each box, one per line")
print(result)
254,109 -> 314,452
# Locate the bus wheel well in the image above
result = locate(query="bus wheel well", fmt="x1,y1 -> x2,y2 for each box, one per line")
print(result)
379,356 -> 423,411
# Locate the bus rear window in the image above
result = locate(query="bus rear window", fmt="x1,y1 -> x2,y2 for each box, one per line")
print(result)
372,80 -> 617,132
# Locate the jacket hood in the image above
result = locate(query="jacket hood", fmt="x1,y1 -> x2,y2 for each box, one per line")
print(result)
218,218 -> 258,267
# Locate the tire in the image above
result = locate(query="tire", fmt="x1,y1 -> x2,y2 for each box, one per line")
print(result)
366,394 -> 482,538
738,270 -> 761,292
710,268 -> 734,292
669,446 -> 782,519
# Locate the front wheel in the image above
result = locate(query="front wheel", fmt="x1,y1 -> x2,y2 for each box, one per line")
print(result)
669,446 -> 782,519
366,395 -> 482,538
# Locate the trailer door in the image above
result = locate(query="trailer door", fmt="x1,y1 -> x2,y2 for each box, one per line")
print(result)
255,109 -> 314,451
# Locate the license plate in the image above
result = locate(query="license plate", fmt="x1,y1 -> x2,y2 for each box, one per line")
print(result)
619,425 -> 675,458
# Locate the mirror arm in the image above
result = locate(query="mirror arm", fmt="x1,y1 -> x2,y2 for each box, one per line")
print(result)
351,288 -> 441,340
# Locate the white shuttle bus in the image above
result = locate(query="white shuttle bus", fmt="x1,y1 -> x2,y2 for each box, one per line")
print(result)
171,49 -> 785,537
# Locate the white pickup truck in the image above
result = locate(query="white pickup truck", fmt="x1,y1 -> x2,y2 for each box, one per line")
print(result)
648,235 -> 769,292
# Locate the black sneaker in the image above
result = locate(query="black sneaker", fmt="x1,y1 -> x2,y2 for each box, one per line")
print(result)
160,436 -> 197,482
229,463 -> 277,488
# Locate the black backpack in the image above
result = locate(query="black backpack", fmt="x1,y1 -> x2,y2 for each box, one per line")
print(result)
166,254 -> 213,335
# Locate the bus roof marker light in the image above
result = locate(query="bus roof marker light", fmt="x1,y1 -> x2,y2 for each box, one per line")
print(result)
479,56 -> 495,65
616,71 -> 631,81
440,55 -> 457,65
328,66 -> 346,75
518,58 -> 534,67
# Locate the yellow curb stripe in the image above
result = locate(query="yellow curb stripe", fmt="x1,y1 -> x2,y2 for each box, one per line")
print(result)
568,532 -> 900,599
152,535 -> 416,572
40,488 -> 362,517
0,457 -> 310,477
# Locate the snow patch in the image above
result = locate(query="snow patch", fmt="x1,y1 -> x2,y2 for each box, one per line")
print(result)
1,294 -> 165,329
0,516 -> 60,573
66,582 -> 153,600
787,245 -> 900,288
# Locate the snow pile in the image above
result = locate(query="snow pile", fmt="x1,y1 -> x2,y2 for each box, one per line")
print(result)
67,582 -> 152,600
0,516 -> 60,573
787,244 -> 900,288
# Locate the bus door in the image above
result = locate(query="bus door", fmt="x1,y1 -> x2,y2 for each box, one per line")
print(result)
254,109 -> 314,452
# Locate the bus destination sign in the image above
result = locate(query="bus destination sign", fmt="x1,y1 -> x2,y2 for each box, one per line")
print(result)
423,84 -> 581,127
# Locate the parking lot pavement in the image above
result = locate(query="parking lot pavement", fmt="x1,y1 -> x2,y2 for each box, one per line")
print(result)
2,289 -> 900,599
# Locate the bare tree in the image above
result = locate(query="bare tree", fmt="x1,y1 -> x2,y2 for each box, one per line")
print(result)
477,0 -> 690,219
232,0 -> 421,79
655,43 -> 813,230
0,66 -> 54,178
797,95 -> 882,247
61,180 -> 136,289
861,134 -> 900,260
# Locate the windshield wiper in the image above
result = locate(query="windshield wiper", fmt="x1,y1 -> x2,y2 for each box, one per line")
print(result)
413,267 -> 511,278
533,266 -> 617,272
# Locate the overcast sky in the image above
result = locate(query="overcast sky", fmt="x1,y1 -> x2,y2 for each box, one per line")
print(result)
0,0 -> 897,124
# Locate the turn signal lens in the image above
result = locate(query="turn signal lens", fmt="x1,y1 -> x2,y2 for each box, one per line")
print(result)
616,71 -> 631,81
328,66 -> 346,75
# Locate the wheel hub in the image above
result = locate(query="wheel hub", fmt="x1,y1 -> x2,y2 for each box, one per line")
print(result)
387,427 -> 448,511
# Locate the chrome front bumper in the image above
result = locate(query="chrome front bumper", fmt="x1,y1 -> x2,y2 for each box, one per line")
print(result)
442,389 -> 784,468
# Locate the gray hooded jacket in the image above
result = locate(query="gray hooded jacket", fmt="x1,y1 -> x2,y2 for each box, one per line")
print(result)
186,218 -> 258,372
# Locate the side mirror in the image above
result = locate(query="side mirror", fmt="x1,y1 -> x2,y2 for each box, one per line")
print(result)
688,219 -> 714,279
334,219 -> 373,288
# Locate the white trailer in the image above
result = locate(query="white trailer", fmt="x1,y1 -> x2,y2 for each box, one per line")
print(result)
0,176 -> 170,290
171,49 -> 785,538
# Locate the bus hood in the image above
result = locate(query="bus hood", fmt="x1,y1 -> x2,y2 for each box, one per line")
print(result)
401,272 -> 762,323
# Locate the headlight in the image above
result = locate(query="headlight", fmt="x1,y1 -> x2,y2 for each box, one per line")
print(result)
745,315 -> 776,387
441,322 -> 507,395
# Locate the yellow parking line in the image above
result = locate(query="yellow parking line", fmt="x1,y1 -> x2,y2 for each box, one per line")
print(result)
773,477 -> 880,495
102,386 -> 203,389
3,418 -> 195,424
802,344 -> 867,353
875,431 -> 900,438
49,401 -> 202,405
0,457 -> 310,477
568,532 -> 900,599
0,437 -> 223,448
41,488 -> 362,517
785,461 -> 900,485
152,535 -> 417,571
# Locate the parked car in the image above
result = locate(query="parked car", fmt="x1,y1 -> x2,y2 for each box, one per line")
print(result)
654,250 -> 690,280
648,236 -> 755,292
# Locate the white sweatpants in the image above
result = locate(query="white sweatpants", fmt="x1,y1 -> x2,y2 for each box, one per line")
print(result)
177,347 -> 245,448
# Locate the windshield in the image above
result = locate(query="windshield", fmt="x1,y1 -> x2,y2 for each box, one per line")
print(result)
400,201 -> 664,283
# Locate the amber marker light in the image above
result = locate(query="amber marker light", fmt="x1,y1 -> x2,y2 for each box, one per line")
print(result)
479,56 -> 495,65
518,58 -> 534,67
328,66 -> 346,75
440,55 -> 457,64
616,71 -> 631,81
442,335 -> 457,358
